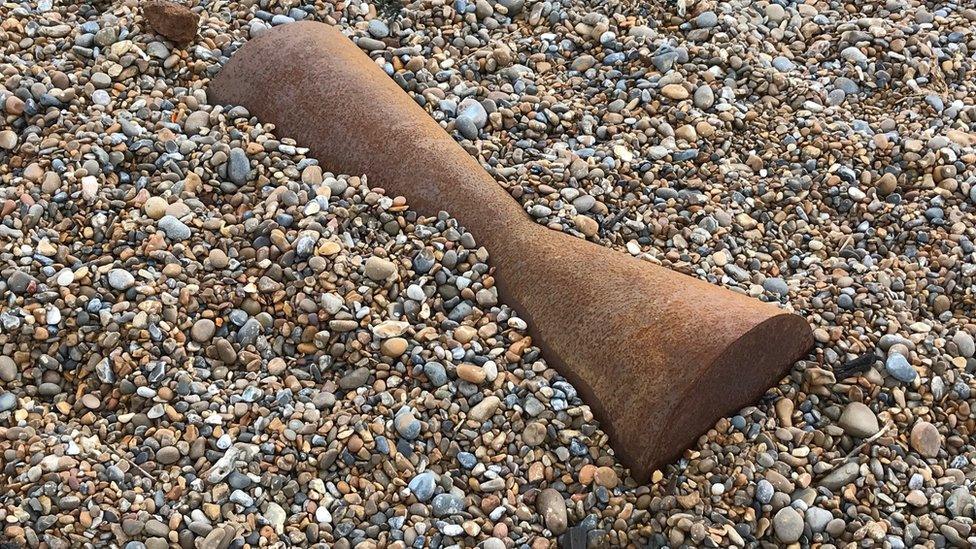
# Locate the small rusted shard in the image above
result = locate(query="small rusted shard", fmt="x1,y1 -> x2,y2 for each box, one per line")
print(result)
142,0 -> 199,46
210,22 -> 813,481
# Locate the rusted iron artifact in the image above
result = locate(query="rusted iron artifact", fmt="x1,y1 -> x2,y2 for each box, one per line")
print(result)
211,21 -> 813,481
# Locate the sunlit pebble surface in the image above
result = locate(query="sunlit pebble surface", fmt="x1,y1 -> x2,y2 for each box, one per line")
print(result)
1,0 -> 976,546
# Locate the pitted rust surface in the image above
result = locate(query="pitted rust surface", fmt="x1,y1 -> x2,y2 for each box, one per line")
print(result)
210,21 -> 814,481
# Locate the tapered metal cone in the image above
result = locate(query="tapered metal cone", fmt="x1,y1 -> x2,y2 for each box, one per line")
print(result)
210,21 -> 813,482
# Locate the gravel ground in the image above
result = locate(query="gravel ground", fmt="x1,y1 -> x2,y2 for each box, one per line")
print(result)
2,0 -> 976,547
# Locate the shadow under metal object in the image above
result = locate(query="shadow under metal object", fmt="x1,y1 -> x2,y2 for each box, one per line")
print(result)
210,21 -> 813,482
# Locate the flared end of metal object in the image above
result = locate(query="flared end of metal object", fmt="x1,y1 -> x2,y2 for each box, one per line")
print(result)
631,312 -> 813,479
506,230 -> 816,481
208,21 -> 815,484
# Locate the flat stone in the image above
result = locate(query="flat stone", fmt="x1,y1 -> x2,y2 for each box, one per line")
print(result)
191,319 -> 216,342
819,462 -> 860,490
468,395 -> 500,421
364,256 -> 396,281
909,421 -> 941,458
107,269 -> 135,290
339,367 -> 370,390
838,401 -> 879,438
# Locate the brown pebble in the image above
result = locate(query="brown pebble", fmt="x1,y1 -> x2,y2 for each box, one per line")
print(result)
380,337 -> 408,357
456,363 -> 486,384
910,421 -> 941,458
594,466 -> 619,489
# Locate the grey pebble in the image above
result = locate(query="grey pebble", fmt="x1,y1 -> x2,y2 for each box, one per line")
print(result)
408,471 -> 436,502
885,353 -> 917,383
158,215 -> 191,240
107,269 -> 135,290
227,148 -> 249,186
432,492 -> 465,517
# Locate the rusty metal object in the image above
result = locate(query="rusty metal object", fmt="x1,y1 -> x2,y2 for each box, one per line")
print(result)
210,22 -> 813,481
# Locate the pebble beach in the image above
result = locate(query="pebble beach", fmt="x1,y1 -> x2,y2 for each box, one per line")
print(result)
1,0 -> 976,547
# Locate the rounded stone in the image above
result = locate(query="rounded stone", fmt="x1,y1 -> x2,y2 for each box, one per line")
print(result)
661,84 -> 689,100
0,130 -> 18,149
191,319 -> 216,342
536,488 -> 567,535
0,356 -> 16,382
522,421 -> 547,446
456,363 -> 486,384
952,331 -> 975,358
909,421 -> 941,458
408,471 -> 436,502
107,269 -> 135,290
364,256 -> 396,281
144,196 -> 168,219
885,353 -> 917,383
380,337 -> 408,357
594,466 -> 619,489
156,446 -> 181,465
838,402 -> 879,438
773,506 -> 803,543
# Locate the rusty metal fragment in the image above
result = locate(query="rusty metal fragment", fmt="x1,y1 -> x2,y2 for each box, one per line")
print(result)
210,22 -> 813,481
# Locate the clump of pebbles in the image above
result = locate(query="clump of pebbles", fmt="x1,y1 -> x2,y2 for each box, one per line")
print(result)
2,0 -> 976,547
